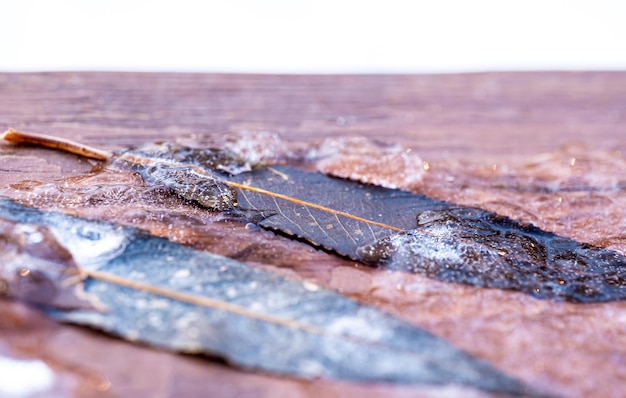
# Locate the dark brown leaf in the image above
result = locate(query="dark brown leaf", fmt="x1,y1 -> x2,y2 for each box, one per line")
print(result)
115,142 -> 626,303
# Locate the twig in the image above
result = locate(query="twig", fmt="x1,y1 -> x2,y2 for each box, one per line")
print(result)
1,128 -> 112,161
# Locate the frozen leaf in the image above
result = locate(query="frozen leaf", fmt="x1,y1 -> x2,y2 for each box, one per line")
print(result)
225,165 -> 452,258
356,208 -> 626,303
111,142 -> 451,258
0,199 -> 538,396
207,164 -> 626,303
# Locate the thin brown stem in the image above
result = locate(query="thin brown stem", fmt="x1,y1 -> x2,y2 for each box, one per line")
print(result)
83,269 -> 325,334
1,128 -> 112,161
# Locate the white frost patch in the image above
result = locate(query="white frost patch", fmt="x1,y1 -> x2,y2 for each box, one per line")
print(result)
128,271 -> 147,280
221,130 -> 286,166
148,312 -> 163,327
327,315 -> 387,342
14,224 -> 44,244
182,129 -> 287,167
0,356 -> 54,397
149,298 -> 170,309
48,221 -> 129,268
125,330 -> 139,341
300,359 -> 325,377
248,301 -> 265,311
307,136 -> 425,189
135,298 -> 148,309
173,269 -> 191,279
302,280 -> 320,292
390,227 -> 464,264
174,312 -> 200,330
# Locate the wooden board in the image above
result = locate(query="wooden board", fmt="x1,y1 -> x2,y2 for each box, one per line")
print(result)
1,72 -> 626,397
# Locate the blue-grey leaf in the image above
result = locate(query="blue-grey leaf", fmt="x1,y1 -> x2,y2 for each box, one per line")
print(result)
0,199 -> 538,396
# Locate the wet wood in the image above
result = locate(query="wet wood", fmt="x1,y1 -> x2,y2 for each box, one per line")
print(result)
1,72 -> 626,397
1,72 -> 625,177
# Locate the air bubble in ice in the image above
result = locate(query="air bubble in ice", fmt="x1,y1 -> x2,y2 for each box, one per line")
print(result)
75,225 -> 102,241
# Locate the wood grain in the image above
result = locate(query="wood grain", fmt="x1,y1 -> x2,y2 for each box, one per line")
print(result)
1,72 -> 624,163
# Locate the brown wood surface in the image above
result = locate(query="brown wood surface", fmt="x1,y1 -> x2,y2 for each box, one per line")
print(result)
1,72 -> 626,397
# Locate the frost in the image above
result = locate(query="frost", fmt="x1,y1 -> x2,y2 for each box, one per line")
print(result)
137,163 -> 238,211
0,356 -> 55,397
327,314 -> 387,342
357,207 -> 626,302
173,269 -> 191,279
304,137 -> 425,189
115,142 -> 254,175
302,280 -> 320,292
215,130 -> 286,166
51,223 -> 129,268
15,225 -> 44,244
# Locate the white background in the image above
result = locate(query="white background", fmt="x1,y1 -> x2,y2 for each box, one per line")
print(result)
1,0 -> 625,73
